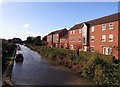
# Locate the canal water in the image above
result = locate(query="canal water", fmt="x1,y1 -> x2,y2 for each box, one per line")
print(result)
11,45 -> 95,85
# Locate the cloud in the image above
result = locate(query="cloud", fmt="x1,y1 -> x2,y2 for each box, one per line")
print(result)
23,24 -> 30,28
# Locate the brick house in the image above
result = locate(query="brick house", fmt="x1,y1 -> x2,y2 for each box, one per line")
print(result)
47,28 -> 68,48
59,33 -> 68,49
68,23 -> 83,50
47,32 -> 53,47
68,13 -> 120,59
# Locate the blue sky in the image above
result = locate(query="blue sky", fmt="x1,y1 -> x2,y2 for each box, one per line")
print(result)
0,2 -> 118,40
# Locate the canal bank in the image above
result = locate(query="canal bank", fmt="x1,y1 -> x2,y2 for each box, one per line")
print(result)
11,45 -> 95,85
2,47 -> 16,87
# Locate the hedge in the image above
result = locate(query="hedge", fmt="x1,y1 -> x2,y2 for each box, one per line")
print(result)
28,45 -> 120,85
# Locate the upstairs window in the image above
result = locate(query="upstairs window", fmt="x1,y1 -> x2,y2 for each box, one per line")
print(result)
102,35 -> 106,42
78,29 -> 81,34
102,24 -> 106,30
109,23 -> 113,29
73,30 -> 75,34
70,30 -> 75,34
70,31 -> 72,34
108,34 -> 113,42
91,26 -> 94,32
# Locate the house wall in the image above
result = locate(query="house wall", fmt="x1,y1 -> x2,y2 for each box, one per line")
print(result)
68,29 -> 82,50
89,21 -> 119,59
60,38 -> 68,48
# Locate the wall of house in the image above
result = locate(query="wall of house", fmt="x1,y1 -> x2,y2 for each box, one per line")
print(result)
60,38 -> 68,48
68,29 -> 82,50
89,21 -> 119,59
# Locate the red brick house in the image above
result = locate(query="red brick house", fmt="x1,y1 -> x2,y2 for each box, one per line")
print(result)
47,32 -> 53,47
47,28 -> 68,48
68,13 -> 120,59
59,33 -> 68,49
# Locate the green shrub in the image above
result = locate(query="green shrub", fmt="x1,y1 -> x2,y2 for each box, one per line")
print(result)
81,65 -> 94,79
31,46 -> 120,85
93,56 -> 119,85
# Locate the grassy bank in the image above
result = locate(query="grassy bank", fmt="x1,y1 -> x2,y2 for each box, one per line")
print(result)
2,39 -> 16,86
2,40 -> 16,73
27,44 -> 120,86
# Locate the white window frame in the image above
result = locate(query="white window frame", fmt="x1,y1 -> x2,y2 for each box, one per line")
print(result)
102,35 -> 106,42
102,24 -> 106,30
109,23 -> 113,29
91,36 -> 94,42
108,34 -> 113,42
91,26 -> 94,32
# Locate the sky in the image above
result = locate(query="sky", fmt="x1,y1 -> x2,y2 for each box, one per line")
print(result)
0,2 -> 119,40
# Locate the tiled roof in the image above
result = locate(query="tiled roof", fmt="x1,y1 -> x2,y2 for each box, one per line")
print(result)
52,28 -> 67,34
48,28 -> 67,35
69,12 -> 120,30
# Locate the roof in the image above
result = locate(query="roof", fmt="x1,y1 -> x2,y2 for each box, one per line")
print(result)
52,28 -> 67,34
70,12 -> 120,30
47,28 -> 67,35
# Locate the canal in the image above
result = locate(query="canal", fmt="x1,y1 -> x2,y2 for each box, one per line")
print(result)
12,45 -> 95,85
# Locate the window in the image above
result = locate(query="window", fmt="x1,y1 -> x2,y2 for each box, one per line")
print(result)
70,30 -> 75,34
91,46 -> 94,52
102,35 -> 106,42
109,23 -> 113,29
91,36 -> 94,42
78,29 -> 81,34
70,45 -> 74,50
91,26 -> 94,32
109,34 -> 113,42
78,38 -> 81,42
73,30 -> 75,34
70,38 -> 74,42
103,47 -> 112,55
70,31 -> 72,34
102,24 -> 106,30
83,37 -> 85,44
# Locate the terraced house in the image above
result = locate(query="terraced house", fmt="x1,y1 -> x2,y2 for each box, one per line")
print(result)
68,13 -> 120,59
45,12 -> 120,59
47,28 -> 68,48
